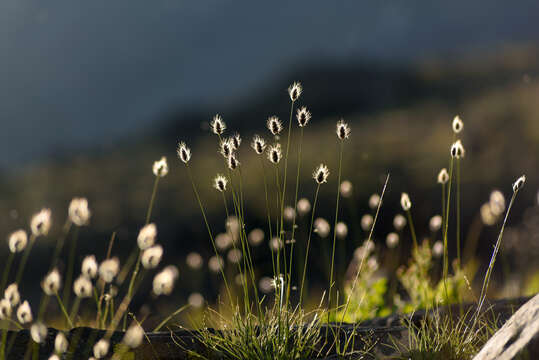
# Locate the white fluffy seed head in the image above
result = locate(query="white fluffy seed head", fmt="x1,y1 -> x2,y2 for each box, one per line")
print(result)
489,190 -> 506,216
219,138 -> 233,159
230,133 -> 241,150
93,339 -> 110,358
283,206 -> 296,222
137,223 -> 157,250
297,198 -> 311,216
269,237 -> 283,251
208,256 -> 224,273
512,175 -> 526,193
267,144 -> 282,164
400,193 -> 411,211
30,322 -> 47,343
213,174 -> 228,192
152,156 -> 169,177
340,180 -> 353,198
386,232 -> 399,249
437,168 -> 449,184
8,230 -> 28,253
267,116 -> 283,136
188,292 -> 205,308
54,332 -> 69,354
480,203 -> 496,226
49,355 -> 60,360
314,218 -> 331,238
99,257 -> 120,283
336,119 -> 351,140
368,194 -> 380,210
73,275 -> 93,298
82,255 -> 98,279
186,252 -> 203,270
360,214 -> 374,231
227,248 -> 242,264
393,214 -> 407,231
141,245 -> 163,269
432,241 -> 444,258
452,115 -> 463,134
288,82 -> 302,102
42,269 -> 61,296
313,164 -> 330,185
450,140 -> 465,159
429,215 -> 443,232
177,141 -> 192,164
296,106 -> 311,127
210,114 -> 226,135
251,134 -> 267,155
123,324 -> 144,348
31,208 -> 52,237
336,222 -> 348,239
17,300 -> 32,324
4,283 -> 20,307
227,154 -> 240,170
152,266 -> 179,296
215,233 -> 232,251
248,228 -> 264,246
69,197 -> 91,226
0,299 -> 11,319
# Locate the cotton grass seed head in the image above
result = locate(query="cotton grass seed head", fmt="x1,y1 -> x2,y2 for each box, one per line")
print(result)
393,214 -> 407,231
368,193 -> 380,210
31,208 -> 52,237
208,256 -> 224,273
188,292 -> 205,308
231,133 -> 241,150
31,322 -> 47,343
176,141 -> 192,164
152,156 -> 169,177
99,257 -> 120,283
313,164 -> 330,185
227,154 -> 240,170
429,215 -> 443,232
123,324 -> 144,349
386,232 -> 399,249
283,206 -> 296,222
452,115 -> 463,134
186,252 -> 203,270
297,198 -> 311,216
73,275 -> 93,298
210,114 -> 226,135
259,276 -> 274,294
213,174 -> 228,192
215,233 -> 232,251
450,140 -> 465,159
5,283 -> 20,307
360,214 -> 374,231
93,338 -> 109,358
219,138 -> 233,158
513,175 -> 526,193
269,237 -> 283,251
267,116 -> 283,136
54,332 -> 69,353
288,81 -> 302,102
432,241 -> 444,258
248,228 -> 264,246
400,193 -> 411,211
82,255 -> 98,279
0,299 -> 11,319
437,168 -> 449,184
251,134 -> 266,155
42,268 -> 61,296
489,190 -> 506,216
340,180 -> 353,198
480,203 -> 496,226
17,300 -> 32,324
314,218 -> 331,238
153,266 -> 179,296
267,144 -> 282,164
137,223 -> 157,250
227,248 -> 242,264
68,197 -> 91,226
49,354 -> 60,360
336,119 -> 351,140
296,106 -> 311,127
336,222 -> 348,239
8,229 -> 27,253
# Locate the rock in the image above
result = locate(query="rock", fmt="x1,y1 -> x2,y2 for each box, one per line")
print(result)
473,292 -> 539,360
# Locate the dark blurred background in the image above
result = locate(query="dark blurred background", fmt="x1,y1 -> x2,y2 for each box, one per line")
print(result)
1,1 -> 539,326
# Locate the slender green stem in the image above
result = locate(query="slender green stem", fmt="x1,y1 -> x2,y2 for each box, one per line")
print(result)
0,252 -> 14,292
329,140 -> 344,313
50,219 -> 73,270
123,251 -> 142,330
14,234 -> 36,284
441,183 -> 446,235
69,297 -> 82,326
153,304 -> 190,332
55,292 -> 74,328
456,158 -> 461,268
259,159 -> 275,277
442,157 -> 455,304
146,176 -> 160,224
299,184 -> 320,307
63,226 -> 80,308
406,210 -> 418,251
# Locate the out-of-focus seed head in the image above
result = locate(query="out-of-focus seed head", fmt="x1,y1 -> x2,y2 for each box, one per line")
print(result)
432,241 -> 444,258
368,193 -> 380,210
340,180 -> 353,198
248,228 -> 264,246
153,266 -> 179,296
93,339 -> 110,359
400,193 -> 412,211
393,214 -> 407,231
231,133 -> 241,150
259,276 -> 274,294
30,322 -> 47,344
450,140 -> 465,159
360,214 -> 374,231
73,275 -> 93,298
489,190 -> 506,216
8,229 -> 27,253
219,138 -> 233,158
186,252 -> 203,270
480,203 -> 496,226
354,239 -> 375,260
68,197 -> 91,226
512,175 -> 526,193
283,206 -> 296,222
42,268 -> 61,296
452,115 -> 463,134
208,256 -> 224,273
267,144 -> 282,164
0,299 -> 11,319
82,255 -> 98,279
269,237 -> 283,251
288,81 -> 302,102
314,218 -> 331,238
5,283 -> 20,307
176,141 -> 192,164
212,174 -> 228,193
17,300 -> 32,324
152,156 -> 169,178
210,114 -> 226,135
251,135 -> 267,155
215,233 -> 232,251
437,168 -> 449,184
296,106 -> 311,127
227,248 -> 242,264
267,116 -> 283,136
49,354 -> 60,360
54,332 -> 69,354
336,222 -> 348,239
386,232 -> 399,249
99,257 -> 120,283
188,293 -> 205,308
313,164 -> 330,185
336,119 -> 351,140
31,208 -> 52,237
141,245 -> 163,269
297,198 -> 311,216
429,215 -> 443,232
137,223 -> 157,250
123,324 -> 144,349
227,154 -> 240,170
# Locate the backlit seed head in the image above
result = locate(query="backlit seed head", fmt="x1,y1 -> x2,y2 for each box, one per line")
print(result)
99,257 -> 120,283
336,222 -> 348,239
152,156 -> 169,178
5,283 -> 20,307
267,116 -> 283,136
251,135 -> 267,155
54,332 -> 69,354
386,232 -> 399,249
137,223 -> 157,250
336,119 -> 351,140
176,141 -> 192,164
297,198 -> 311,216
368,194 -> 380,210
283,206 -> 296,222
296,106 -> 311,127
69,197 -> 91,226
227,154 -> 240,170
8,229 -> 27,253
82,255 -> 98,279
269,237 -> 283,251
219,138 -> 233,158
400,193 -> 411,211
314,218 -> 331,238
186,252 -> 203,270
215,233 -> 232,251
340,180 -> 353,198
512,175 -> 526,193
42,269 -> 61,296
73,275 -> 93,298
437,168 -> 449,184
452,115 -> 463,134
231,133 -> 242,150
208,256 -> 224,273
432,241 -> 444,258
213,174 -> 228,192
267,144 -> 282,164
489,190 -> 506,216
93,339 -> 110,358
210,114 -> 226,135
361,214 -> 374,231
429,215 -> 443,232
188,292 -> 205,308
17,300 -> 32,324
288,82 -> 302,102
248,228 -> 264,246
153,266 -> 179,296
30,322 -> 47,344
450,140 -> 465,159
31,208 -> 52,237
313,164 -> 330,185
49,355 -> 60,360
0,299 -> 11,319
393,214 -> 407,231
227,248 -> 242,264
259,277 -> 274,294
480,203 -> 496,226
123,324 -> 144,349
